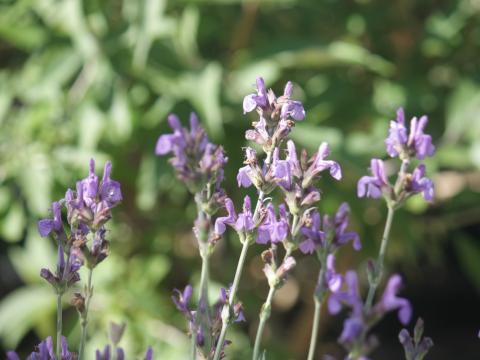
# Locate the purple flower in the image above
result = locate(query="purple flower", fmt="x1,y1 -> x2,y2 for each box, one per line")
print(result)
302,142 -> 342,188
385,108 -> 435,160
235,196 -> 254,232
8,336 -> 75,360
172,284 -> 193,316
299,211 -> 325,254
325,254 -> 342,292
38,201 -> 63,238
144,347 -> 154,360
100,161 -> 122,208
357,159 -> 389,199
243,77 -> 305,126
156,113 -> 227,193
374,274 -> 412,325
243,77 -> 268,114
40,243 -> 81,289
214,198 -> 237,235
81,159 -> 99,208
299,203 -> 360,254
257,203 -> 289,244
408,165 -> 434,201
324,203 -> 361,251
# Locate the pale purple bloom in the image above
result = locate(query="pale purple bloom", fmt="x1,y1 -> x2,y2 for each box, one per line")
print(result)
329,271 -> 412,350
325,254 -> 342,292
357,159 -> 389,198
303,142 -> 342,187
8,336 -> 75,360
243,77 -> 268,114
235,196 -> 254,232
172,284 -> 193,315
82,159 -> 99,208
408,165 -> 434,201
236,165 -> 253,188
280,99 -> 305,121
299,211 -> 324,254
156,113 -> 226,192
38,201 -> 63,237
40,243 -> 81,289
100,161 -> 122,208
324,203 -> 361,251
144,347 -> 154,360
243,77 -> 305,125
374,274 -> 412,325
257,203 -> 289,244
385,108 -> 435,160
214,198 -> 237,235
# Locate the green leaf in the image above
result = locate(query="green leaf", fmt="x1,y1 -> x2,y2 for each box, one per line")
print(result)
9,227 -> 56,284
0,285 -> 55,348
136,154 -> 158,211
108,88 -> 133,144
0,202 -> 26,243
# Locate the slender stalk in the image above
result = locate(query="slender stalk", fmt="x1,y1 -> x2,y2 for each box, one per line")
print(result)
365,205 -> 395,310
190,326 -> 197,360
307,298 -> 322,360
213,240 -> 250,360
212,149 -> 274,360
252,286 -> 275,360
56,291 -> 63,359
78,268 -> 94,360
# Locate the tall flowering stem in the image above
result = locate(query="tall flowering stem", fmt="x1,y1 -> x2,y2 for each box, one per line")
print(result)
78,268 -> 93,360
212,149 -> 273,360
359,109 -> 435,312
305,204 -> 360,360
213,77 -> 307,360
156,113 -> 228,359
56,291 -> 63,358
365,204 -> 395,310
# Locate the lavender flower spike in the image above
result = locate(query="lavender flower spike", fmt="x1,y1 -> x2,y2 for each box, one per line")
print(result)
357,158 -> 389,199
385,108 -> 435,160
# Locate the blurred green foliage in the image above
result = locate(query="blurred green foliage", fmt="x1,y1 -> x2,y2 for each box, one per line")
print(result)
0,0 -> 480,358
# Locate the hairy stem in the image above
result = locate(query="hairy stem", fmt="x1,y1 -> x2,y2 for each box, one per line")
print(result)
307,298 -> 322,360
252,286 -> 275,360
213,239 -> 250,360
78,268 -> 94,360
56,291 -> 63,359
365,205 -> 395,310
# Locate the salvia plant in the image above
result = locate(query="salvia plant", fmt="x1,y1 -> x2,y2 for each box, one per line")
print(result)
6,76 -> 440,359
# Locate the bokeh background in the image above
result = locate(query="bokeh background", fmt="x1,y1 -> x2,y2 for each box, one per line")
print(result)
1,0 -> 480,359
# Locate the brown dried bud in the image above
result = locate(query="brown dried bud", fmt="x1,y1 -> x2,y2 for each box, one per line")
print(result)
71,292 -> 85,315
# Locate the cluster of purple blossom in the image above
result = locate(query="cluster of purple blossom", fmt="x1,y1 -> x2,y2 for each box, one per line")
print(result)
6,75 -> 438,360
156,77 -> 436,359
7,161 -> 153,360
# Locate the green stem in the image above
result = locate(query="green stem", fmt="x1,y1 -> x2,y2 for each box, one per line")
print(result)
56,291 -> 63,359
307,298 -> 322,360
213,240 -> 251,360
252,286 -> 275,360
365,205 -> 395,310
78,268 -> 94,360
